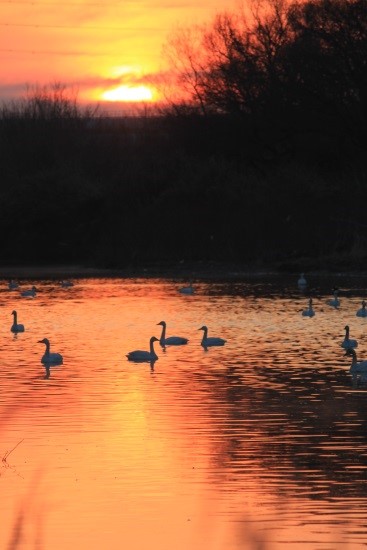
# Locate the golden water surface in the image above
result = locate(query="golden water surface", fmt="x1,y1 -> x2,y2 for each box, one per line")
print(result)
1,275 -> 367,549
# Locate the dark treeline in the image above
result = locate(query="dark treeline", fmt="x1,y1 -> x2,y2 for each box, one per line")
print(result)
1,0 -> 367,271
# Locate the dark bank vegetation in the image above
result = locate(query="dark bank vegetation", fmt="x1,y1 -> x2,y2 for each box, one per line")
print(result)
1,0 -> 367,271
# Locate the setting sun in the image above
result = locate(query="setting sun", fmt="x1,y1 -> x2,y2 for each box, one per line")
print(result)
0,0 -> 231,106
102,85 -> 153,102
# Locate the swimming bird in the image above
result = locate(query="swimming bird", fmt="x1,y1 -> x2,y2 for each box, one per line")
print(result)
297,273 -> 307,288
302,297 -> 315,317
11,310 -> 25,333
8,280 -> 19,290
356,300 -> 367,317
341,325 -> 358,349
38,338 -> 63,365
126,336 -> 159,362
21,286 -> 36,297
179,281 -> 195,295
157,320 -> 188,346
60,280 -> 74,288
344,348 -> 367,383
198,325 -> 226,348
327,290 -> 340,308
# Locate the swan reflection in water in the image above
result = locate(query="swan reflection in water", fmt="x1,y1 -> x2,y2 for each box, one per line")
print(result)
42,363 -> 64,379
44,365 -> 51,379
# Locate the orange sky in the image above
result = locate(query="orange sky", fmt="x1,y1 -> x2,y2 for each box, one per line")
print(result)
0,0 -> 240,110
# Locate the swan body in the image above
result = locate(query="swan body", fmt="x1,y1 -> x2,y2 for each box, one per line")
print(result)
21,286 -> 36,297
327,291 -> 340,308
60,280 -> 74,288
11,310 -> 25,333
356,300 -> 367,317
38,338 -> 63,365
127,336 -> 159,362
298,273 -> 307,288
341,325 -> 358,349
179,282 -> 195,295
199,325 -> 226,348
157,321 -> 188,346
345,348 -> 367,383
302,297 -> 315,317
8,280 -> 19,290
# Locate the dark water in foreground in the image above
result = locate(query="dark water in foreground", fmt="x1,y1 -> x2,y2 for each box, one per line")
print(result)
1,274 -> 367,549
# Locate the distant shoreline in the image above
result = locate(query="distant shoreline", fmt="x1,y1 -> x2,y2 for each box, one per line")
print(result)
1,262 -> 367,280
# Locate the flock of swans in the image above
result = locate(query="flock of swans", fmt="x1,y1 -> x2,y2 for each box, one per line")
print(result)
5,273 -> 367,383
125,281 -> 226,362
6,278 -> 226,372
126,322 -> 226,362
299,273 -> 367,385
7,279 -> 71,369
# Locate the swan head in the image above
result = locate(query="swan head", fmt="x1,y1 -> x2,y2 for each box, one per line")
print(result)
157,321 -> 166,327
38,338 -> 49,345
150,336 -> 159,343
198,326 -> 207,331
11,310 -> 16,315
344,325 -> 350,331
344,348 -> 355,357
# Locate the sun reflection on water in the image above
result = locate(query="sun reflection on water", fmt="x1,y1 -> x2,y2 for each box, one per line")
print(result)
1,275 -> 367,549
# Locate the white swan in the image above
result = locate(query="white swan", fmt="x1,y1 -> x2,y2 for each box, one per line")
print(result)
127,336 -> 159,362
356,300 -> 367,317
341,325 -> 358,349
344,348 -> 367,383
302,297 -> 315,317
11,310 -> 25,333
327,290 -> 340,308
297,273 -> 307,288
38,338 -> 63,364
199,325 -> 226,348
21,286 -> 36,297
8,280 -> 19,290
157,321 -> 188,346
179,281 -> 195,295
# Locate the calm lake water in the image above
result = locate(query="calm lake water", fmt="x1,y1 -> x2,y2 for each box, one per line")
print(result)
1,274 -> 367,550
